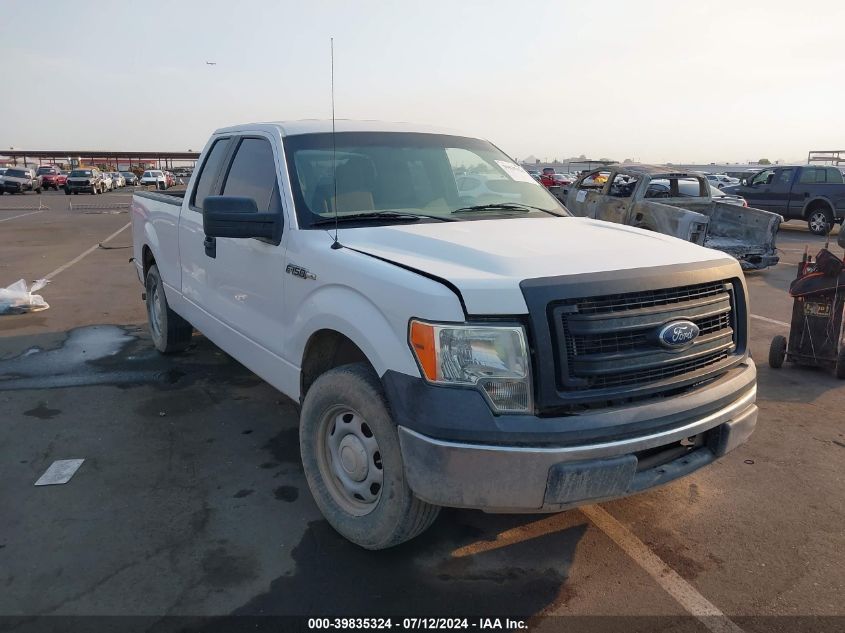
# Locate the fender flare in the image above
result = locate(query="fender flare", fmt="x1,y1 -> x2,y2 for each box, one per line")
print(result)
287,284 -> 421,382
802,196 -> 835,218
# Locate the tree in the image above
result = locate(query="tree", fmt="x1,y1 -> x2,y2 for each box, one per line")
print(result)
758,158 -> 771,165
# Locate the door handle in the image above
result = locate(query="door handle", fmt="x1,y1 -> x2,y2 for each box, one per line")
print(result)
204,236 -> 217,258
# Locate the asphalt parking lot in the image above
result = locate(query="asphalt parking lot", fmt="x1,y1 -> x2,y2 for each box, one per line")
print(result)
0,190 -> 843,631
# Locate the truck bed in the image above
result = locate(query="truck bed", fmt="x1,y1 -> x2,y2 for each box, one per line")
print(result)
134,189 -> 185,206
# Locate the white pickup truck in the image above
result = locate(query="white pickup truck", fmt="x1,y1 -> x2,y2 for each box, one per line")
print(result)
131,120 -> 758,549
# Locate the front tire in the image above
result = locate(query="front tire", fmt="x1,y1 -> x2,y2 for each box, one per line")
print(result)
145,264 -> 193,353
769,335 -> 787,369
836,347 -> 845,380
807,206 -> 833,235
300,363 -> 440,549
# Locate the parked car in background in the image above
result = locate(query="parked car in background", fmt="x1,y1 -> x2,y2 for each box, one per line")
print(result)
100,172 -> 114,192
0,167 -> 43,194
36,166 -> 63,190
140,170 -> 168,189
706,174 -> 740,189
65,168 -> 104,195
565,164 -> 780,270
723,165 -> 845,235
121,171 -> 139,186
57,170 -> 69,188
111,172 -> 126,188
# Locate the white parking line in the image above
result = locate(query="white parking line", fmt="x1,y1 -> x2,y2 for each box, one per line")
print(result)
750,314 -> 790,328
0,210 -> 42,223
43,222 -> 131,281
580,505 -> 745,633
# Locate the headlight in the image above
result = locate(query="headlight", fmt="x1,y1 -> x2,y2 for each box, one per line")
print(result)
409,320 -> 532,414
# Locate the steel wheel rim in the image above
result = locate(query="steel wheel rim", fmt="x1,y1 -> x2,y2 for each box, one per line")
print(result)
316,405 -> 383,516
810,212 -> 827,233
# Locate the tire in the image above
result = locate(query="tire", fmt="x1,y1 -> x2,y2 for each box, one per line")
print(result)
807,206 -> 833,235
64,189 -> 70,195
145,264 -> 193,353
35,187 -> 42,194
300,363 -> 440,549
769,335 -> 787,369
836,347 -> 845,379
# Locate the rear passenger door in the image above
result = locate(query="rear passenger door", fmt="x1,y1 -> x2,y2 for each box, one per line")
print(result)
179,134 -> 289,357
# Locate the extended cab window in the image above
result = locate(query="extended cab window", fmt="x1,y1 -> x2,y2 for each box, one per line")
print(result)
222,138 -> 282,214
825,168 -> 844,184
192,138 -> 231,210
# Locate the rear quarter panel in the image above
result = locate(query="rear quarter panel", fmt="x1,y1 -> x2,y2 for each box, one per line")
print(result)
131,193 -> 183,292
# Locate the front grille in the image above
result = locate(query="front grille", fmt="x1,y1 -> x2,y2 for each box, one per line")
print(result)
551,280 -> 739,399
570,280 -> 727,314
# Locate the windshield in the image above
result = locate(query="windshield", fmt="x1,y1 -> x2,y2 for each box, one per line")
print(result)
37,167 -> 57,175
70,170 -> 93,177
283,132 -> 567,228
6,169 -> 27,178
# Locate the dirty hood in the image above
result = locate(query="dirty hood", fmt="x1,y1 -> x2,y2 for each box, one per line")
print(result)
337,217 -> 735,314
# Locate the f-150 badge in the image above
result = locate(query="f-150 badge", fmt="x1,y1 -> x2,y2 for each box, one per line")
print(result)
286,263 -> 316,280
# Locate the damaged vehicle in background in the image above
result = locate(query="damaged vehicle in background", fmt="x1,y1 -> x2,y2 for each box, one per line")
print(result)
565,165 -> 780,270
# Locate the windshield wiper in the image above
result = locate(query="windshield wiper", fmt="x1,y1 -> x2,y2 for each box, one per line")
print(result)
452,202 -> 561,216
311,211 -> 455,226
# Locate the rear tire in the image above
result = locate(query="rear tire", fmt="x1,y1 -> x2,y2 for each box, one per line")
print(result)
769,335 -> 787,369
145,264 -> 193,354
807,206 -> 833,235
300,363 -> 440,549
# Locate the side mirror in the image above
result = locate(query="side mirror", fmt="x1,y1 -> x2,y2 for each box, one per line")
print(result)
203,196 -> 281,244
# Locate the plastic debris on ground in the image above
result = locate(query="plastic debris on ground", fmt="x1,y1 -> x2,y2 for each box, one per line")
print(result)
0,279 -> 50,315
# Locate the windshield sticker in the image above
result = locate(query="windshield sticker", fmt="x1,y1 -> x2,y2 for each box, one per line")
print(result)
495,160 -> 537,184
576,190 -> 588,203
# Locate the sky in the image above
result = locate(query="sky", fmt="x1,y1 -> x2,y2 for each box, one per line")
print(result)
1,0 -> 844,164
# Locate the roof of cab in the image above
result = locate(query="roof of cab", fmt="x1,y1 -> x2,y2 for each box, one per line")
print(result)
213,119 -> 465,137
607,163 -> 706,178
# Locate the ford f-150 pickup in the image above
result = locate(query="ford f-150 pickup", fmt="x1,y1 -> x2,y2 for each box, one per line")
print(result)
565,165 -> 781,270
131,121 -> 758,549
723,165 -> 845,235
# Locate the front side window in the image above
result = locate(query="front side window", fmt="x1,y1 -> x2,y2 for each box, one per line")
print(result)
608,173 -> 638,198
284,132 -> 565,228
776,169 -> 794,186
191,138 -> 231,210
750,169 -> 775,186
222,137 -> 280,214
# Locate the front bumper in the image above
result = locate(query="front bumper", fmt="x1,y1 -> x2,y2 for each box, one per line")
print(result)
398,376 -> 757,512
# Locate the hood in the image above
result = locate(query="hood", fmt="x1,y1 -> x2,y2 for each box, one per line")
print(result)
337,216 -> 735,314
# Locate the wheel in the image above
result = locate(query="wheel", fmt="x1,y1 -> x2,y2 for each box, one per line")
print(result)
300,363 -> 440,549
836,347 -> 845,379
64,189 -> 70,195
145,264 -> 193,353
768,335 -> 787,369
35,187 -> 42,194
807,206 -> 833,235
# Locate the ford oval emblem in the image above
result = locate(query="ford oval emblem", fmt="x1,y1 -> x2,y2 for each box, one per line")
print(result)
658,320 -> 700,348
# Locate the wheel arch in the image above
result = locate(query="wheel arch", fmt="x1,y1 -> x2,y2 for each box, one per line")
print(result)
802,196 -> 834,218
299,329 -> 373,400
